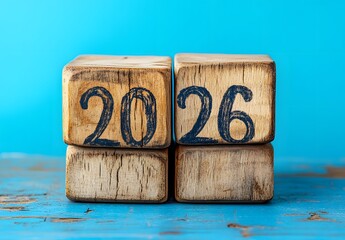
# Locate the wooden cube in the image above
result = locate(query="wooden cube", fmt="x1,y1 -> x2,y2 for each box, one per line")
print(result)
63,55 -> 171,148
175,144 -> 274,202
174,54 -> 275,145
66,146 -> 168,203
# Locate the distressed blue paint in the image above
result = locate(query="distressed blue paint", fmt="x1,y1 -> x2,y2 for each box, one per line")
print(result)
0,155 -> 344,239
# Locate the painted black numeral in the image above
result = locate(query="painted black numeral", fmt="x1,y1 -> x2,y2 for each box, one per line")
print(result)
121,87 -> 157,147
80,86 -> 120,147
177,86 -> 218,144
218,85 -> 255,143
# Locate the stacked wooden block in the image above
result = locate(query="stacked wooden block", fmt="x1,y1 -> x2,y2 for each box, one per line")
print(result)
174,54 -> 275,202
63,54 -> 275,203
63,56 -> 171,202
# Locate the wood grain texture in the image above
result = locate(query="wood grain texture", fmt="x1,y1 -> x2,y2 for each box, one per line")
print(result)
175,144 -> 274,202
63,55 -> 171,148
174,53 -> 275,145
66,146 -> 168,203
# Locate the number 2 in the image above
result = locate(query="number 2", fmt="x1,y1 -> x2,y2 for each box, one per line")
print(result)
80,86 -> 120,147
177,86 -> 218,144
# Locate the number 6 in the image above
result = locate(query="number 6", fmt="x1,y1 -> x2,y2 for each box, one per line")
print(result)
217,85 -> 255,143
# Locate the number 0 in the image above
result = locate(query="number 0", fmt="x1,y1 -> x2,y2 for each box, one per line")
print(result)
121,87 -> 157,147
80,86 -> 120,147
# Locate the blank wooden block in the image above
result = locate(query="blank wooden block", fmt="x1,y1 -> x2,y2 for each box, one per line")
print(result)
174,54 -> 275,145
175,144 -> 274,202
63,55 -> 171,148
66,146 -> 168,203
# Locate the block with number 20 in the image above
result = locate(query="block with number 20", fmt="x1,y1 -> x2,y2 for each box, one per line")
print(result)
63,55 -> 172,149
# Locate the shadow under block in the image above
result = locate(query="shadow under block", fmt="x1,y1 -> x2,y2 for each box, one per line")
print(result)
66,146 -> 168,203
174,54 -> 275,145
175,144 -> 274,202
63,55 -> 171,149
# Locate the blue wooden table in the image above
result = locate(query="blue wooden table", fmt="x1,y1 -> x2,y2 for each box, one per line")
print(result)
0,154 -> 344,239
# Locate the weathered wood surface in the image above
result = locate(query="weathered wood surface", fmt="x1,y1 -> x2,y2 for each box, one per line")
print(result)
174,54 -> 275,145
0,154 -> 345,239
66,146 -> 168,203
175,145 -> 273,202
63,55 -> 171,149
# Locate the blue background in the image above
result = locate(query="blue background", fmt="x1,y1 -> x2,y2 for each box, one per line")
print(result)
0,0 -> 344,158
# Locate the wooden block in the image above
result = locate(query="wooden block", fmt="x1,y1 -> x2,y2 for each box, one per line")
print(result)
63,55 -> 171,148
66,146 -> 168,203
174,54 -> 275,145
175,144 -> 274,202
